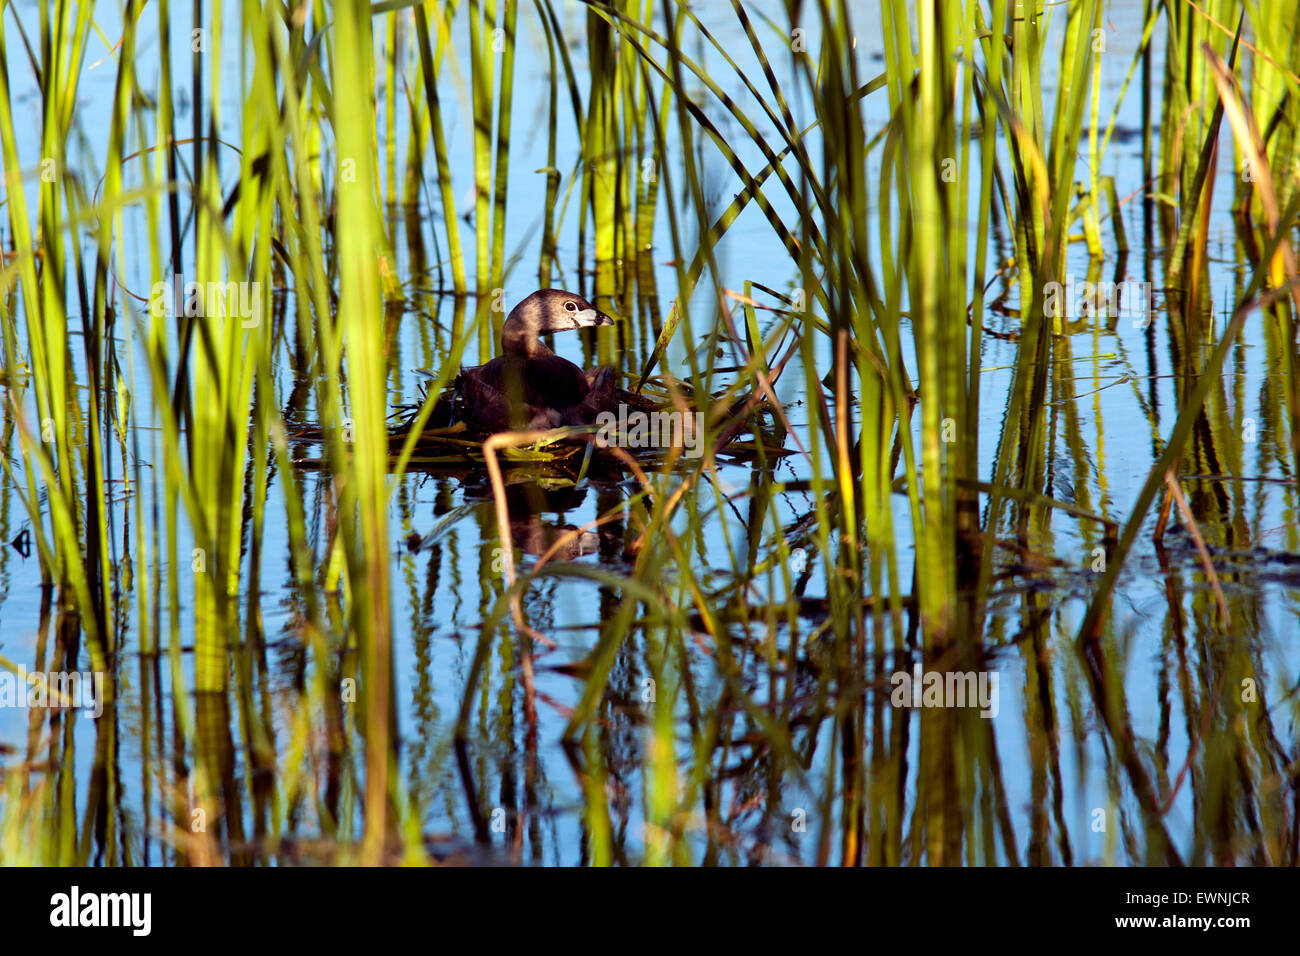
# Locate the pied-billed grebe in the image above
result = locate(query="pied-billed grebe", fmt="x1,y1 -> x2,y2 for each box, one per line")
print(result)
459,289 -> 618,432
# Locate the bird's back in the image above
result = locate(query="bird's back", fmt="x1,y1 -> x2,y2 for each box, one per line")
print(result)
461,353 -> 603,431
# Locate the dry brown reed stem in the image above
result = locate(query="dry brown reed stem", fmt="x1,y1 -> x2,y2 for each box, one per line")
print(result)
519,448 -> 660,584
481,429 -> 568,650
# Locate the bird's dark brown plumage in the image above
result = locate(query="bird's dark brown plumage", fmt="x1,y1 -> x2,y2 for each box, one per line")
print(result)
458,289 -> 617,432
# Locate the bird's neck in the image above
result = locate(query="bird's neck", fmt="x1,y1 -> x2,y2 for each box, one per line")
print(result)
502,322 -> 555,358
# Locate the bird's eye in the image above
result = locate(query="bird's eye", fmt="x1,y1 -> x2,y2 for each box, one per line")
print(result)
564,301 -> 578,312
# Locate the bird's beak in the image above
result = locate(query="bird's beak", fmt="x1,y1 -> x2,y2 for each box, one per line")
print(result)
572,307 -> 614,328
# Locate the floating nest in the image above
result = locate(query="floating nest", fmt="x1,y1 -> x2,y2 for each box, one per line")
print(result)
382,369 -> 790,473
288,371 -> 790,481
